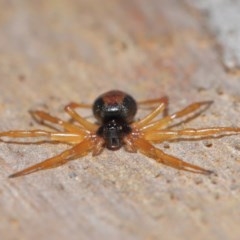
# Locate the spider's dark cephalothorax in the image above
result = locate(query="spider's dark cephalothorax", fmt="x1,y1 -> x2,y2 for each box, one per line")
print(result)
1,89 -> 240,178
93,91 -> 135,150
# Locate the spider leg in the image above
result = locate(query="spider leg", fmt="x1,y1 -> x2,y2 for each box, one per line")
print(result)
138,96 -> 169,111
133,97 -> 168,128
9,136 -> 96,178
0,130 -> 85,144
64,102 -> 98,132
30,110 -> 86,134
142,101 -> 213,132
64,102 -> 92,108
144,127 -> 240,142
127,136 -> 212,174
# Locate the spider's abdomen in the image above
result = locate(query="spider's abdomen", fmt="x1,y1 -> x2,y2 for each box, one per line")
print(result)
93,90 -> 137,123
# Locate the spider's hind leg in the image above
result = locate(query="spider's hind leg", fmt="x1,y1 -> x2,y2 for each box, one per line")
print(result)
30,110 -> 87,134
64,102 -> 98,132
142,101 -> 213,131
138,96 -> 169,112
133,96 -> 169,129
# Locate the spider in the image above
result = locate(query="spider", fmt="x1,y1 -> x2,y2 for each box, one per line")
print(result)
1,90 -> 240,178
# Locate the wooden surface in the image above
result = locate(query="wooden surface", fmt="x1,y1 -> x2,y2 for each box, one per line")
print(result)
0,0 -> 240,239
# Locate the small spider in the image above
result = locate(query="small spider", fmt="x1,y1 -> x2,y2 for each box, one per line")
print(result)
1,90 -> 240,178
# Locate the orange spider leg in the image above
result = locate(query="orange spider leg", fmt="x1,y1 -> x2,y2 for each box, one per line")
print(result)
66,103 -> 92,108
64,102 -> 98,132
133,102 -> 166,129
0,130 -> 85,144
31,110 -> 87,134
133,96 -> 168,128
9,136 -> 96,178
138,96 -> 168,108
142,101 -> 213,132
144,127 -> 240,142
138,96 -> 169,117
127,136 -> 212,174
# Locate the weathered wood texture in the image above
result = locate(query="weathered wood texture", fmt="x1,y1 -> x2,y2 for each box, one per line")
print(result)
0,0 -> 240,240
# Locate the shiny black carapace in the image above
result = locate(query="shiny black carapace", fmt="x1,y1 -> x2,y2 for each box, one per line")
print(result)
1,90 -> 240,177
93,91 -> 136,150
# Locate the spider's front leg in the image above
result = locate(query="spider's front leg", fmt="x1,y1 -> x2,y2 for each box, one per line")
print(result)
8,134 -> 104,178
124,131 -> 213,174
8,137 -> 94,178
